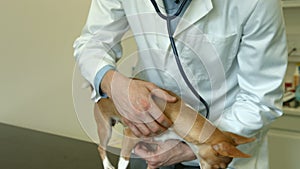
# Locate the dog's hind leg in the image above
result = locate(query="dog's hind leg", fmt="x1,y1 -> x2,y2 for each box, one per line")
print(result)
94,104 -> 115,169
118,128 -> 140,169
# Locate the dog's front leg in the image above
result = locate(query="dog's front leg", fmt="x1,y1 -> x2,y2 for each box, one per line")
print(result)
118,128 -> 140,169
94,103 -> 115,169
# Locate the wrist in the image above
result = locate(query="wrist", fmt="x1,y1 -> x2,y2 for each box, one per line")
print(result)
100,70 -> 115,97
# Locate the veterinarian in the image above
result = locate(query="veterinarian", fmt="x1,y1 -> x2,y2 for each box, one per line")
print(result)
73,0 -> 287,168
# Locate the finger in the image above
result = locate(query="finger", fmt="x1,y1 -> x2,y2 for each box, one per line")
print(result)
156,114 -> 172,129
124,116 -> 158,137
122,108 -> 162,137
147,162 -> 161,169
133,97 -> 171,135
144,120 -> 166,135
149,87 -> 177,102
146,156 -> 164,168
123,118 -> 143,137
147,99 -> 173,129
134,122 -> 152,137
142,111 -> 169,135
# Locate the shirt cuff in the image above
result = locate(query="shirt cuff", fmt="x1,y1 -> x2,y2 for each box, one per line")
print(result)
94,65 -> 115,98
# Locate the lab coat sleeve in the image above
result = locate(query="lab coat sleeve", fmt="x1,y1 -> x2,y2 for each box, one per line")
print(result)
73,0 -> 129,101
216,0 -> 287,136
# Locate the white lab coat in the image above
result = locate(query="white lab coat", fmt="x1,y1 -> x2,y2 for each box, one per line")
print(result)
73,0 -> 287,168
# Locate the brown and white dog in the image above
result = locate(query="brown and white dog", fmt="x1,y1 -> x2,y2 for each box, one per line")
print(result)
94,89 -> 254,169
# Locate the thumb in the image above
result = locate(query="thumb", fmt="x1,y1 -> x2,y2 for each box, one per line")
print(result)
150,87 -> 177,102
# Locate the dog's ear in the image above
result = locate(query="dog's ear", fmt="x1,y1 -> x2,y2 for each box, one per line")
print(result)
212,142 -> 251,158
223,131 -> 255,145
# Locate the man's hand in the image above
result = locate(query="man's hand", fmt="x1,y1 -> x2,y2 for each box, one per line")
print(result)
134,139 -> 197,168
101,70 -> 177,137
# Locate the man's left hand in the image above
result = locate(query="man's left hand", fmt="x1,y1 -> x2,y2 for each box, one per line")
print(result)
134,139 -> 197,168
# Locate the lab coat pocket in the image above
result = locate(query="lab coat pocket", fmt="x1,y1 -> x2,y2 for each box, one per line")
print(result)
204,33 -> 239,73
177,33 -> 239,81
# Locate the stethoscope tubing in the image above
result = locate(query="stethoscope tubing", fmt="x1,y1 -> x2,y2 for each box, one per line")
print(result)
150,0 -> 210,118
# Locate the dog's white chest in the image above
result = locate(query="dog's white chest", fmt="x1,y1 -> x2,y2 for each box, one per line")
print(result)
153,128 -> 183,142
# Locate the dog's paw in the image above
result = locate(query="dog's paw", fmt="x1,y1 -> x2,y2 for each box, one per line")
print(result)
103,164 -> 115,169
103,157 -> 115,169
104,166 -> 115,169
117,157 -> 129,169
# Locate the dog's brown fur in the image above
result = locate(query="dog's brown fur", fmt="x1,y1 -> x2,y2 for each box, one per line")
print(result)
94,90 -> 255,169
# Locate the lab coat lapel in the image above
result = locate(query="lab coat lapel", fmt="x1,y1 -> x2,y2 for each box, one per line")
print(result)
174,0 -> 213,37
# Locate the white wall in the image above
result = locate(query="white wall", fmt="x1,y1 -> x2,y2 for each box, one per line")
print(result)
283,7 -> 300,84
0,0 -> 137,142
0,0 -> 93,141
284,7 -> 300,54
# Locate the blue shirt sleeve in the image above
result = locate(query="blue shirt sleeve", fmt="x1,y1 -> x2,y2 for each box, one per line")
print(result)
94,65 -> 115,98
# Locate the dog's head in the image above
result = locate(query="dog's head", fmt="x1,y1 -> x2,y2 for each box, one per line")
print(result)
198,132 -> 255,169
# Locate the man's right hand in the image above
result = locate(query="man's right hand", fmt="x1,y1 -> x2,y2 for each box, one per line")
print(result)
101,70 -> 177,137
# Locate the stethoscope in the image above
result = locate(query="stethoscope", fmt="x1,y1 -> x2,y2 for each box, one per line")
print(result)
150,0 -> 210,118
